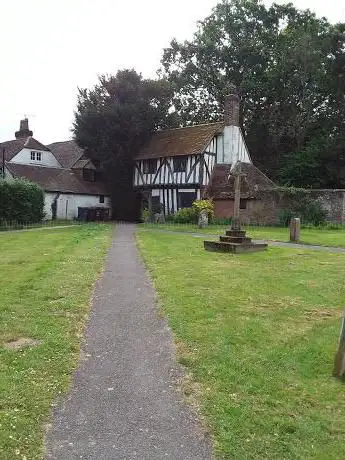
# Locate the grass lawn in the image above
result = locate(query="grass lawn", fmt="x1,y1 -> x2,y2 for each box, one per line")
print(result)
140,223 -> 345,248
137,230 -> 345,459
0,224 -> 112,460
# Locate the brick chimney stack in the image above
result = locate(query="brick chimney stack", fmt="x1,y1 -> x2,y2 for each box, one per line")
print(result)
15,118 -> 33,139
224,90 -> 240,127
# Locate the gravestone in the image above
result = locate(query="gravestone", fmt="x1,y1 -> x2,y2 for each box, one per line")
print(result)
290,218 -> 301,242
198,210 -> 208,228
333,313 -> 345,378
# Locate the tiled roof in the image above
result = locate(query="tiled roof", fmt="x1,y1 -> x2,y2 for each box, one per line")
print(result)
0,137 -> 50,161
206,163 -> 275,199
135,122 -> 224,160
72,159 -> 96,170
5,163 -> 108,196
48,140 -> 84,169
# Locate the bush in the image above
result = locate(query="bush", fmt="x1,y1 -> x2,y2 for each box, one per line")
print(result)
0,179 -> 44,223
278,198 -> 327,227
192,199 -> 214,219
173,207 -> 198,224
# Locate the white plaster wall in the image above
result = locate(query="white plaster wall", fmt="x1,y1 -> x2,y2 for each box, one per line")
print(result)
217,126 -> 251,164
11,148 -> 61,168
44,192 -> 111,220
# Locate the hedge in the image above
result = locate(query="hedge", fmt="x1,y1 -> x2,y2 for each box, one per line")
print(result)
0,179 -> 44,223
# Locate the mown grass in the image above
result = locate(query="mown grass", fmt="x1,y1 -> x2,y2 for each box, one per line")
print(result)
0,224 -> 112,460
137,230 -> 345,459
140,223 -> 345,248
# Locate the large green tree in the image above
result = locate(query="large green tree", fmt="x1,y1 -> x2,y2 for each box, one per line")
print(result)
161,0 -> 345,186
74,69 -> 176,220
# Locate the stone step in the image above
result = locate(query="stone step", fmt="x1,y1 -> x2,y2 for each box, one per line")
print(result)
225,230 -> 246,237
204,240 -> 268,254
220,236 -> 252,244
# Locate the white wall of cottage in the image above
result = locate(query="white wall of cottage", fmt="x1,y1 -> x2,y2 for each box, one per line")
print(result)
217,126 -> 251,164
44,192 -> 111,220
10,148 -> 61,168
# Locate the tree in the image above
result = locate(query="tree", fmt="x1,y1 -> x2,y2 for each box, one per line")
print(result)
73,69 -> 177,220
161,0 -> 345,185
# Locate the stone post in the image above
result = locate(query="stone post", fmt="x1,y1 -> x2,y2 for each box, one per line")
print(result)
290,218 -> 301,242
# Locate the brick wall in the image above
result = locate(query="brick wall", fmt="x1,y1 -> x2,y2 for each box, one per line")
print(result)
214,195 -> 279,225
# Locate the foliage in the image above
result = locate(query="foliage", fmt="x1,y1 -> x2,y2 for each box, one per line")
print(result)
192,199 -> 214,218
138,230 -> 345,458
275,187 -> 327,226
141,208 -> 150,223
161,0 -> 345,186
172,207 -> 198,224
0,225 -> 111,459
0,179 -> 44,223
73,69 -> 177,220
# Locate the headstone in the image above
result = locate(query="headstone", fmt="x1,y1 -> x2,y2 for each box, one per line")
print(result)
198,210 -> 209,228
333,313 -> 345,378
290,217 -> 301,242
154,212 -> 165,224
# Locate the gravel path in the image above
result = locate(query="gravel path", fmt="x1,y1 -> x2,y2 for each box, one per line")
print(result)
46,224 -> 212,460
143,228 -> 345,254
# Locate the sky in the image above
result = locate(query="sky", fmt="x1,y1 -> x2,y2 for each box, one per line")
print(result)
1,0 -> 344,144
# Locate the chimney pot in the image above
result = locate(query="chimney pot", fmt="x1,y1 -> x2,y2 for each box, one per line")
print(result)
15,117 -> 33,139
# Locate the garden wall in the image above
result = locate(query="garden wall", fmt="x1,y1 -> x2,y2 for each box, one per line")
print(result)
213,189 -> 345,225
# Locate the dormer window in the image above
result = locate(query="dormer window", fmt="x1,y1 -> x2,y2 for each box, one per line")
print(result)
30,151 -> 42,161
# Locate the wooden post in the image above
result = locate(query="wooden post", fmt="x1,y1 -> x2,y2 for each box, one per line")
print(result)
290,217 -> 301,242
231,162 -> 242,231
333,313 -> 345,378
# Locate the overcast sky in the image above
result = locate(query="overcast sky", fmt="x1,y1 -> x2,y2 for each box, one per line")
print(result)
1,0 -> 344,144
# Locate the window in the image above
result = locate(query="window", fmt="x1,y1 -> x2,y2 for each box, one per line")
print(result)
173,156 -> 188,172
240,199 -> 247,209
99,195 -> 105,203
83,169 -> 96,182
143,159 -> 157,174
178,191 -> 196,209
30,151 -> 42,161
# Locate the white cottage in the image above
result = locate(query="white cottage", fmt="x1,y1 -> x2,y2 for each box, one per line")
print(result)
133,93 -> 254,215
0,119 -> 111,220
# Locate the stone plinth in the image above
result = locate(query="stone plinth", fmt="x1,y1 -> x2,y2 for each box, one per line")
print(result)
204,229 -> 268,254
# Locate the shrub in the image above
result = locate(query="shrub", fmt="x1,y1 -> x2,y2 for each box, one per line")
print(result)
0,179 -> 44,223
192,199 -> 214,219
173,207 -> 198,224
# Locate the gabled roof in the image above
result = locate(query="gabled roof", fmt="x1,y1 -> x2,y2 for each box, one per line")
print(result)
135,122 -> 224,160
206,163 -> 275,199
0,137 -> 50,161
5,163 -> 108,196
48,140 -> 84,169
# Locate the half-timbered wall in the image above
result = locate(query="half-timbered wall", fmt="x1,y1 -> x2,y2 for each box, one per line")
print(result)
150,187 -> 201,215
134,138 -> 217,188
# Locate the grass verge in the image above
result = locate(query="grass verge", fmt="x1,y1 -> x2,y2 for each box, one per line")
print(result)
139,223 -> 345,248
0,224 -> 112,460
137,229 -> 345,459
